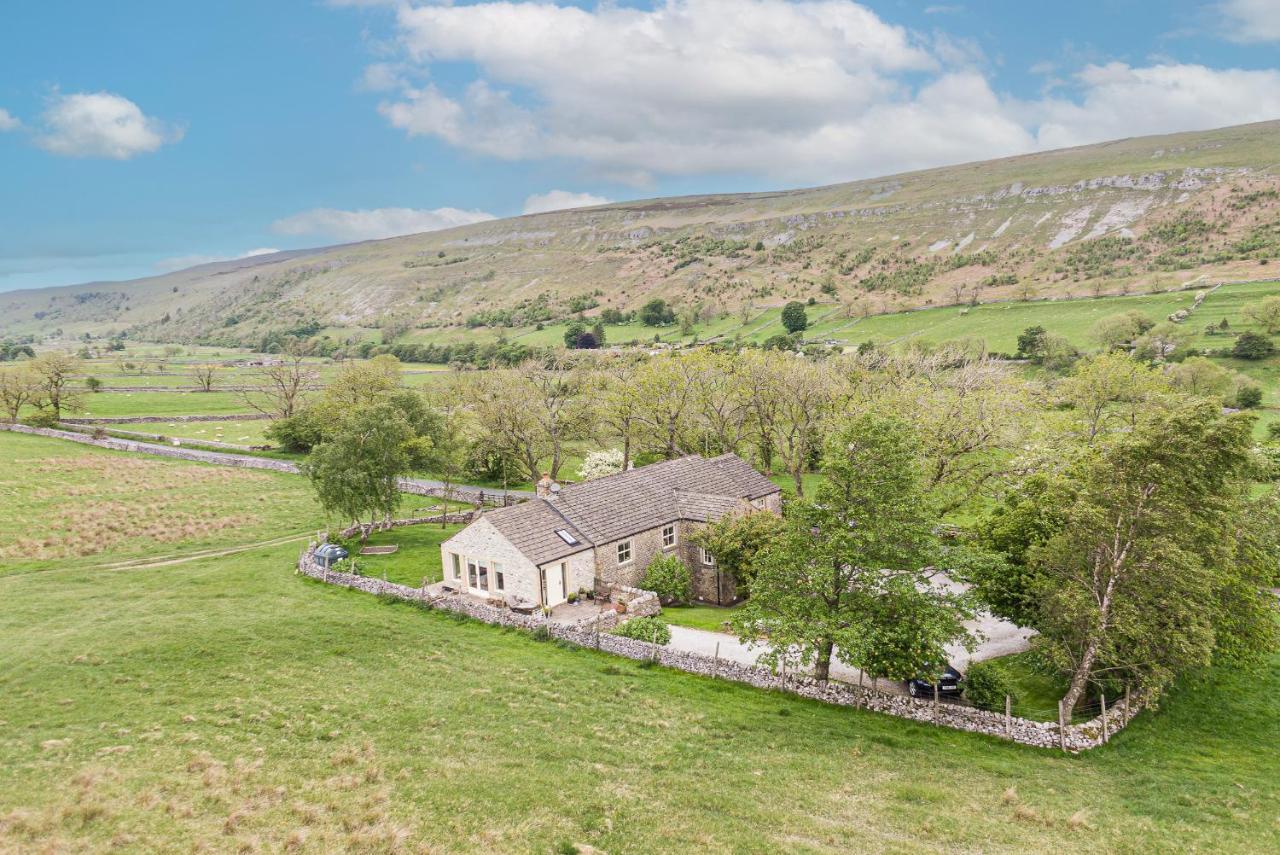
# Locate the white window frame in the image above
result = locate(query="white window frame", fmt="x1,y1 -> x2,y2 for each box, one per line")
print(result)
450,553 -> 462,580
662,524 -> 676,549
617,540 -> 633,565
493,560 -> 505,592
700,547 -> 716,567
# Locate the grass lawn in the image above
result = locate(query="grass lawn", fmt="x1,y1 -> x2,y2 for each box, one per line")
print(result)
662,603 -> 744,633
345,523 -> 466,588
3,431 -> 1279,851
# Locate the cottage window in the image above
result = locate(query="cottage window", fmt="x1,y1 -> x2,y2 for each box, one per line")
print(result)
662,524 -> 676,548
494,561 -> 505,592
477,559 -> 490,591
467,559 -> 478,588
617,540 -> 632,564
450,553 -> 462,580
700,547 -> 716,567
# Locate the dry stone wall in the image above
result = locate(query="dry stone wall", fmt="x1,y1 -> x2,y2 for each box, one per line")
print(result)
296,546 -> 1136,751
1,423 -> 299,473
62,413 -> 273,424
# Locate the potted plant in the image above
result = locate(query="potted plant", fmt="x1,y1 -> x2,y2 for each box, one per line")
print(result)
567,592 -> 578,604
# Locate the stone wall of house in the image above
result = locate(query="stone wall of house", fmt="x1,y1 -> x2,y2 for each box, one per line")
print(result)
296,546 -> 1137,752
439,517 -> 546,606
545,548 -> 597,601
594,526 -> 668,594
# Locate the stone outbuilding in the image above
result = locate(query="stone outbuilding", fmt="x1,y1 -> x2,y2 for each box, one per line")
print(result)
439,453 -> 781,608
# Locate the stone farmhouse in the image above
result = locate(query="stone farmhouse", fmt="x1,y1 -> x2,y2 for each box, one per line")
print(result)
439,454 -> 782,608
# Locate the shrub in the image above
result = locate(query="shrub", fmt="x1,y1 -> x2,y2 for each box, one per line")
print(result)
1232,331 -> 1275,360
1236,384 -> 1264,409
21,410 -> 59,428
963,660 -> 1017,710
639,299 -> 675,326
612,616 -> 671,646
640,554 -> 693,604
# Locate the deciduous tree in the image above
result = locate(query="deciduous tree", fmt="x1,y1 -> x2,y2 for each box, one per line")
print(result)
1030,401 -> 1276,711
301,403 -> 412,531
29,353 -> 83,421
732,413 -> 970,682
190,364 -> 218,392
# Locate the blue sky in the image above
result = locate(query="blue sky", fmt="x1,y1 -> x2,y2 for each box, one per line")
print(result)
1,0 -> 1278,292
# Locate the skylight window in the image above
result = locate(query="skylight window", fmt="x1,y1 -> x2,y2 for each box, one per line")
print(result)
555,529 -> 579,545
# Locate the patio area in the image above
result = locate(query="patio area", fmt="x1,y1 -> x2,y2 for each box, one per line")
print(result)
426,581 -> 613,623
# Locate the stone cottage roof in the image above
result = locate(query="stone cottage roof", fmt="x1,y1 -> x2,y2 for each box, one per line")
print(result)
478,454 -> 779,566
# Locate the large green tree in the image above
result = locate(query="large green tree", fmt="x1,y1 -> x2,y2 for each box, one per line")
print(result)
781,301 -> 808,334
1030,401 -> 1278,711
732,413 -> 970,682
301,403 -> 413,530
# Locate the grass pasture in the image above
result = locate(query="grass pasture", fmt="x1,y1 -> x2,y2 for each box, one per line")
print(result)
72,390 -> 255,419
0,432 -> 321,574
1,431 -> 1278,852
136,419 -> 275,446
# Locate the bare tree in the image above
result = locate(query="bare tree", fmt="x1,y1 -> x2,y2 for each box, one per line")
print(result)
515,356 -> 592,480
240,348 -> 317,419
30,353 -> 83,421
595,357 -> 641,469
771,358 -> 837,497
687,350 -> 752,456
190,363 -> 218,392
629,355 -> 700,460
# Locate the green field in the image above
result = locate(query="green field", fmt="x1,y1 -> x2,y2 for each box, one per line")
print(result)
71,390 -> 256,419
128,419 -> 274,446
2,431 -> 1278,852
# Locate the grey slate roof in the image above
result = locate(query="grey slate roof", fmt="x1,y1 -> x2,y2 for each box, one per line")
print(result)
481,498 -> 591,567
478,454 -> 779,566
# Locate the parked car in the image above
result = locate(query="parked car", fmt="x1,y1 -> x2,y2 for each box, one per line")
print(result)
906,664 -> 964,698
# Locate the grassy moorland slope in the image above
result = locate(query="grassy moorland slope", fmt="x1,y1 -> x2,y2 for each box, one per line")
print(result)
1,431 -> 1278,852
3,121 -> 1279,347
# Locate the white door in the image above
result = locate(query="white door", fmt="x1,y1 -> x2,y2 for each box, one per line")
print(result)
542,563 -> 566,606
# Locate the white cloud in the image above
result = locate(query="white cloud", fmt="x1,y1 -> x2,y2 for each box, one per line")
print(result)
0,109 -> 20,132
154,247 -> 281,273
1030,63 -> 1280,150
35,92 -> 182,159
522,190 -> 612,215
1219,0 -> 1280,42
271,206 -> 495,242
361,0 -> 1280,185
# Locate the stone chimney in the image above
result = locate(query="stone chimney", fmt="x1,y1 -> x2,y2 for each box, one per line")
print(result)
536,473 -> 554,498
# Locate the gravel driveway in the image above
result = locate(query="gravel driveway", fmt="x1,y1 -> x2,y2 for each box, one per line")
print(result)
663,577 -> 1034,695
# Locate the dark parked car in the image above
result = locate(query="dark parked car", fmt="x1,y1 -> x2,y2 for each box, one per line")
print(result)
906,664 -> 964,698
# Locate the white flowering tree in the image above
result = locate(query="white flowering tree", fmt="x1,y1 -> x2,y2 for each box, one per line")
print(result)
578,448 -> 625,481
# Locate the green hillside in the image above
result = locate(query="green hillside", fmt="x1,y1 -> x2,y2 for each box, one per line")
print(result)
2,121 -> 1279,350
